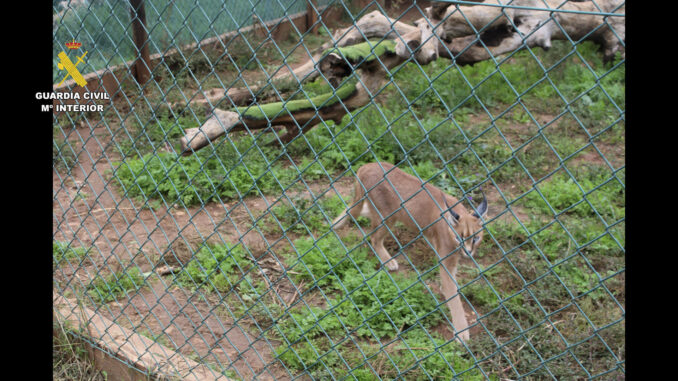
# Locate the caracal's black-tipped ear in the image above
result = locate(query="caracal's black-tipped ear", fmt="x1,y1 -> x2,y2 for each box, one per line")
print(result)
443,194 -> 460,226
472,194 -> 488,220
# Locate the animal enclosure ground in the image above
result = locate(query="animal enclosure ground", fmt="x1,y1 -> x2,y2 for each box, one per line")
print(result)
53,7 -> 625,380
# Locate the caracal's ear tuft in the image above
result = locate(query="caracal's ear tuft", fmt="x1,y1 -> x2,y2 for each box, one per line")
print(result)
443,194 -> 460,226
472,194 -> 488,221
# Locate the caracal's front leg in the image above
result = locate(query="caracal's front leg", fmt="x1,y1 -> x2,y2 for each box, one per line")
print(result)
440,255 -> 469,342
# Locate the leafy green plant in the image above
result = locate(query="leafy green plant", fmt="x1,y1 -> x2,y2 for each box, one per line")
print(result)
176,241 -> 252,293
391,328 -> 492,381
336,269 -> 447,337
112,138 -> 298,206
283,233 -> 374,288
264,194 -> 347,235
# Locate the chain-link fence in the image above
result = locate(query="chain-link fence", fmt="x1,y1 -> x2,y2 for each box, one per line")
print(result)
53,0 -> 625,379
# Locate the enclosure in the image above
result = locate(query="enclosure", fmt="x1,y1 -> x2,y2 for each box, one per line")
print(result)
53,0 -> 625,379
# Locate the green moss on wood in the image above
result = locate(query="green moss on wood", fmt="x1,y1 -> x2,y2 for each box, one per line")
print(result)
236,78 -> 358,120
322,39 -> 396,63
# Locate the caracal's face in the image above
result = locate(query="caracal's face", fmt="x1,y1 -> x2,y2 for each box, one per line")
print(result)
451,215 -> 485,257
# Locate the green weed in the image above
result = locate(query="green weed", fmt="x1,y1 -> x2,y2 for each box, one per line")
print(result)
112,135 -> 299,206
283,233 -> 374,289
53,241 -> 89,265
176,241 -> 252,293
87,266 -> 145,304
264,194 -> 347,235
523,166 -> 624,220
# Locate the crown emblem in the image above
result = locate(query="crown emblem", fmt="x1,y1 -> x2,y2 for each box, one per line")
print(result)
65,39 -> 82,50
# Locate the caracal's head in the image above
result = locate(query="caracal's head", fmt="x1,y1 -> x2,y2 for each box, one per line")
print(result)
444,195 -> 488,258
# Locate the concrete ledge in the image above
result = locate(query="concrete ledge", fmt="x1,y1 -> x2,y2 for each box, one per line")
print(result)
53,291 -> 232,381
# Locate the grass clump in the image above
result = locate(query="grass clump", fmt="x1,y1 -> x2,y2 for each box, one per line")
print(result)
112,134 -> 300,206
86,266 -> 145,304
54,241 -> 90,265
264,194 -> 347,235
523,166 -> 624,220
283,233 -> 374,289
53,321 -> 108,381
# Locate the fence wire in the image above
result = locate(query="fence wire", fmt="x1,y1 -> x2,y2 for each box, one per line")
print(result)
53,0 -> 625,379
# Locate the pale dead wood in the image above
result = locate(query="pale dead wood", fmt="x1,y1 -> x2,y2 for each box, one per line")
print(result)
415,17 -> 439,64
329,10 -> 418,47
394,29 -> 422,60
432,0 -> 625,64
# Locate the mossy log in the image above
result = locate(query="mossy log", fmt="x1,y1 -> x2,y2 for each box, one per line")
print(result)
180,78 -> 365,153
181,40 -> 402,155
318,39 -> 398,86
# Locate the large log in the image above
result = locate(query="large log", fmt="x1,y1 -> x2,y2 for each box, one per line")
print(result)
180,41 -> 402,155
179,52 -> 324,110
428,0 -> 625,64
181,76 -> 370,153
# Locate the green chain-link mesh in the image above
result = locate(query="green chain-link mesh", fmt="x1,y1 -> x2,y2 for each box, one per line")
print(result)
53,0 -> 624,379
